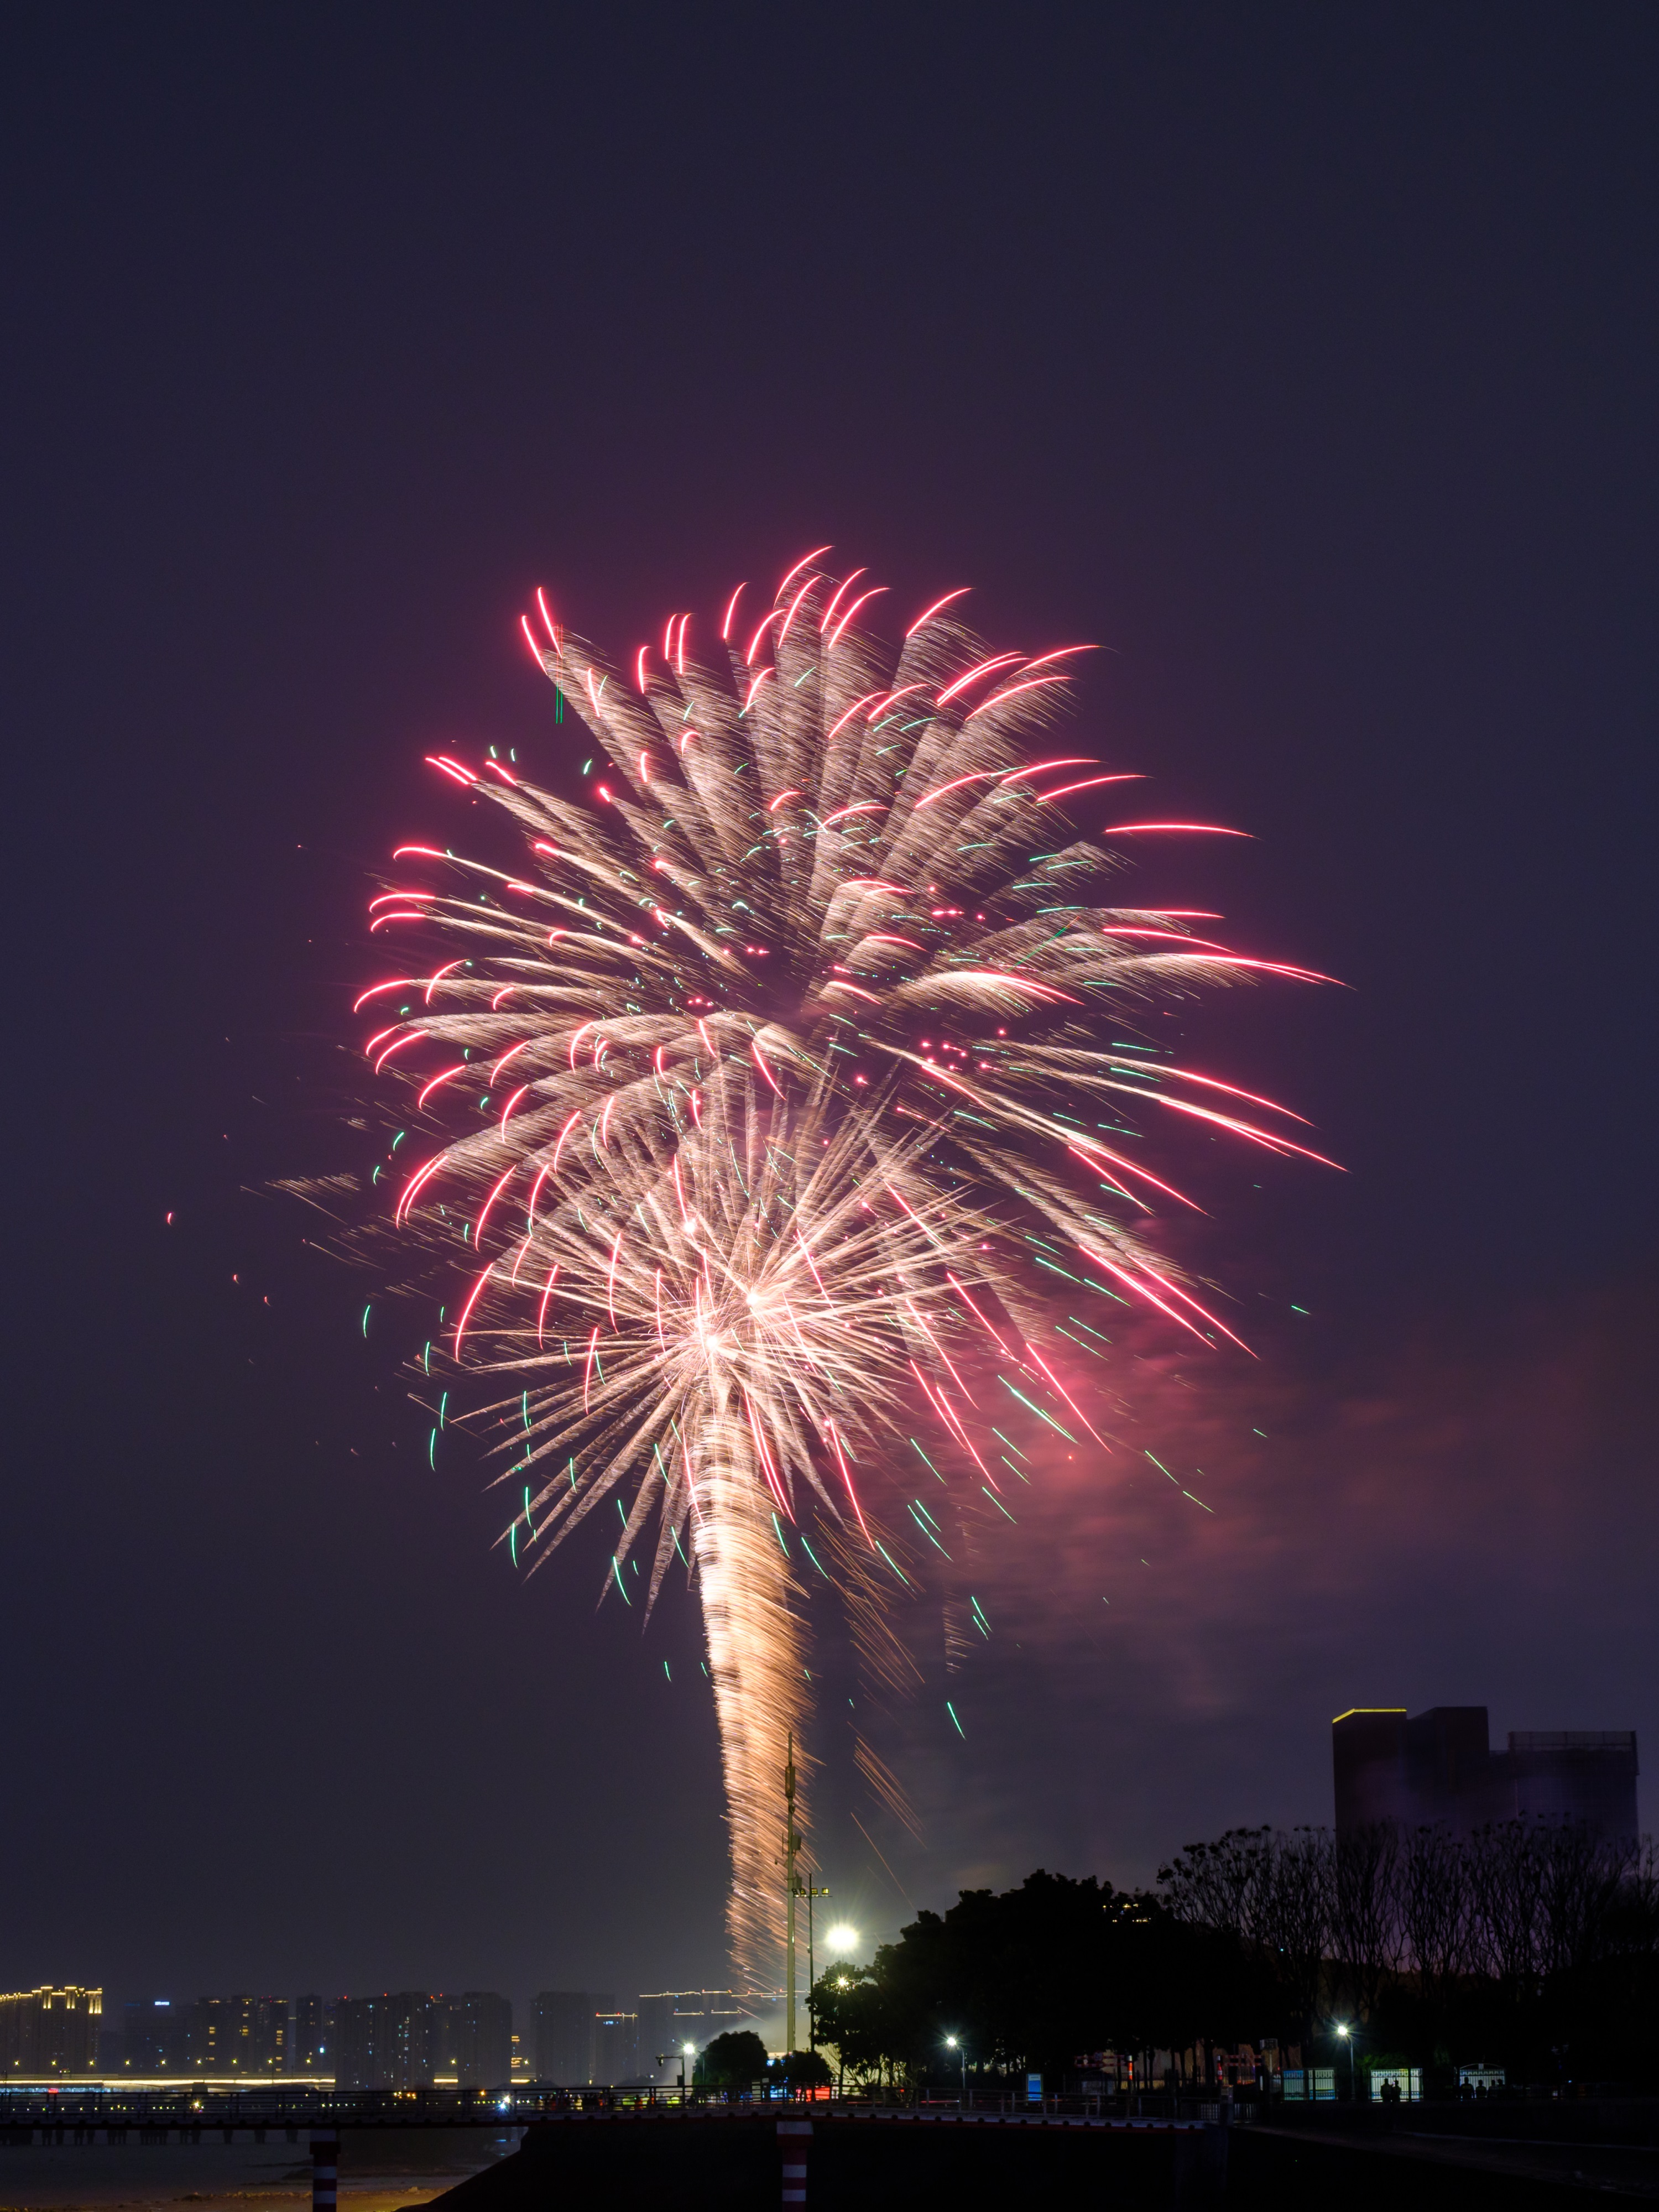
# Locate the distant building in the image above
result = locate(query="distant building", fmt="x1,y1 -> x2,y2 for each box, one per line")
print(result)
119,1998 -> 195,2074
196,1996 -> 289,2074
333,1994 -> 429,2091
531,1991 -> 616,2085
255,1996 -> 290,2073
1505,1733 -> 1641,1834
529,1990 -> 755,2086
431,1993 -> 512,2088
291,1995 -> 335,2074
0,1987 -> 102,2076
332,1993 -> 513,2090
1333,1707 -> 1639,1839
592,2008 -> 640,2084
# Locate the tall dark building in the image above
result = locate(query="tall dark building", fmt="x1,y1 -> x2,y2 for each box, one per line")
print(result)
431,1994 -> 512,2088
1333,1706 -> 1639,1838
333,1994 -> 513,2090
120,1999 -> 195,2074
332,1995 -> 428,2091
592,2008 -> 641,2084
531,1991 -> 615,2085
195,1996 -> 289,2074
0,1988 -> 102,2075
291,1995 -> 334,2075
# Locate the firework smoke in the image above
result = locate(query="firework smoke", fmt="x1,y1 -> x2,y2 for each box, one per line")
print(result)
354,551 -> 1329,1981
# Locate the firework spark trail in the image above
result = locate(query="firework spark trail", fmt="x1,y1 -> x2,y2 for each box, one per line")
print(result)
358,552 -> 1330,1980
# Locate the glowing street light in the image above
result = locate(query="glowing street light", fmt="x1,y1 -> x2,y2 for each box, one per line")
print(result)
658,2043 -> 698,2101
944,2034 -> 967,2100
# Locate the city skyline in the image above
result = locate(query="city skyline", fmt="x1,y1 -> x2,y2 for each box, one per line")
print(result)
22,1682 -> 1642,2078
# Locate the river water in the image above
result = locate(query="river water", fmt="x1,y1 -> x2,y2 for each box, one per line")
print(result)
0,2130 -> 520,2212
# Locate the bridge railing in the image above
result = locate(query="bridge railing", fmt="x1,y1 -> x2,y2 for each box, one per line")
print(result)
0,2083 -> 1249,2131
0,2085 -> 815,2129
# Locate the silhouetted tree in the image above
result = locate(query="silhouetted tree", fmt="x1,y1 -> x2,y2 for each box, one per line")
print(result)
769,2049 -> 832,2090
696,2029 -> 769,2085
1258,1827 -> 1334,2053
813,1826 -> 1659,2095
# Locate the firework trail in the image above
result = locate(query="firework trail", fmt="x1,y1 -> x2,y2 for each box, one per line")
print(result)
355,552 -> 1331,1980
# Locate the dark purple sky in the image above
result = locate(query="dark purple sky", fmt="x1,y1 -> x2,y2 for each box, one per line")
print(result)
4,4 -> 1656,2014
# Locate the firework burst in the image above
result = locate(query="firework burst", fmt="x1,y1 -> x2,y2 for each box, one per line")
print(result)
354,552 -> 1332,1981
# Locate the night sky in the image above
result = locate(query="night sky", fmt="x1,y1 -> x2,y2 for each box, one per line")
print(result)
5,5 -> 1656,2023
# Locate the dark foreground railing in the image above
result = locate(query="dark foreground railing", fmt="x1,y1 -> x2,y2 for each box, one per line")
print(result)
0,2081 -> 1246,2133
0,2098 -> 1239,2212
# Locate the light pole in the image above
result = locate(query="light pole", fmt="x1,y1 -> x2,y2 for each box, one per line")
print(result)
800,1880 -> 831,2049
655,2047 -> 695,2105
1335,2023 -> 1357,2102
821,1927 -> 859,2098
944,2036 -> 967,2104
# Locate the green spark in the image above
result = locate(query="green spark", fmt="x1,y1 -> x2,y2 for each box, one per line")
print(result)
873,1540 -> 911,1588
909,1438 -> 948,1484
907,1503 -> 952,1558
998,1377 -> 1075,1442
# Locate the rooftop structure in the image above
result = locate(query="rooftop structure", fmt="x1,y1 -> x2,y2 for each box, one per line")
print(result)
1333,1705 -> 1639,1839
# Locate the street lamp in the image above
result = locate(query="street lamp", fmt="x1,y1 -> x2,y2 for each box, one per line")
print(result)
944,2035 -> 967,2102
1334,2023 -> 1357,2103
655,2047 -> 695,2104
799,1879 -> 832,2050
818,1922 -> 858,2073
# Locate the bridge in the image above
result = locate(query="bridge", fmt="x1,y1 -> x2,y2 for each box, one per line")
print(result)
0,2085 -> 1228,2209
2,2085 -> 538,2132
0,2081 -> 1220,2131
